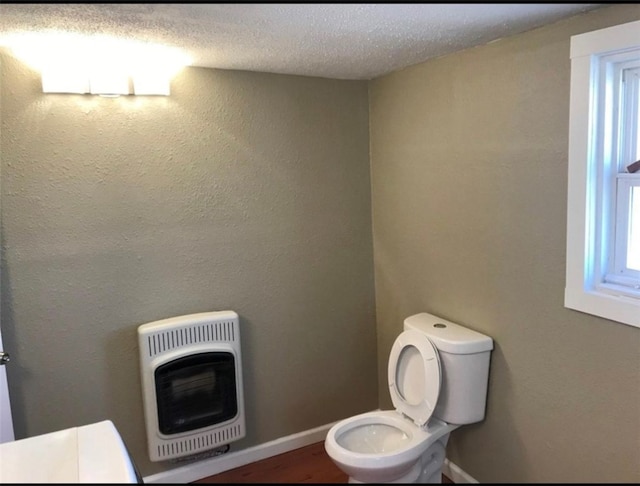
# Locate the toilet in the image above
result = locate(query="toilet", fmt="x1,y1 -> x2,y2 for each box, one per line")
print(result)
325,312 -> 493,483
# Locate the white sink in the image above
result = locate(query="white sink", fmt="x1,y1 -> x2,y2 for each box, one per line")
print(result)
0,420 -> 139,483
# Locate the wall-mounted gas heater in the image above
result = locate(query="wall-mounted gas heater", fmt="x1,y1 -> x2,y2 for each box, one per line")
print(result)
138,311 -> 245,462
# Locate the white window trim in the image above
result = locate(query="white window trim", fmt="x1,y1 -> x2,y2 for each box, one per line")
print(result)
565,19 -> 640,328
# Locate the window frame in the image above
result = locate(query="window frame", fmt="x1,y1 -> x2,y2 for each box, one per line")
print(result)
611,175 -> 640,281
565,19 -> 640,328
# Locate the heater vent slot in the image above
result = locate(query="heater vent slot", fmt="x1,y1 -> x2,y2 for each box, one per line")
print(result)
146,320 -> 237,358
155,423 -> 243,460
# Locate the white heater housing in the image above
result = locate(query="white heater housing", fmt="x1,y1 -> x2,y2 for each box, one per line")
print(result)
138,311 -> 245,462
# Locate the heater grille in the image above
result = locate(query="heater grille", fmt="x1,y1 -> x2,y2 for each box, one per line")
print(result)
145,319 -> 237,358
138,311 -> 245,462
156,423 -> 243,460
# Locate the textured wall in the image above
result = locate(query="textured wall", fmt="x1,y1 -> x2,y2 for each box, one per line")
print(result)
369,4 -> 640,483
0,54 -> 377,476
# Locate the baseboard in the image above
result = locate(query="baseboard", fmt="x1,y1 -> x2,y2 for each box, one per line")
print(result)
143,420 -> 339,483
443,458 -> 478,484
143,413 -> 475,484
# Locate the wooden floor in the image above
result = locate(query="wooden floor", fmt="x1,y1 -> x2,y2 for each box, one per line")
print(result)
194,441 -> 453,483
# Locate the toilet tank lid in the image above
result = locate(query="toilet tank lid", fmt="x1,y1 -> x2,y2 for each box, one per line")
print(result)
404,313 -> 493,354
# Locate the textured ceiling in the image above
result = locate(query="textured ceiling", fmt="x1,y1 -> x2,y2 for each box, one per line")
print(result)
0,3 -> 603,80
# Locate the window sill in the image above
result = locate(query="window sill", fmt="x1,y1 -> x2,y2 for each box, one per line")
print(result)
564,287 -> 640,328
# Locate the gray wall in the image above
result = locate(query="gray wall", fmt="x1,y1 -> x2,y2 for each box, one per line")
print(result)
0,54 -> 377,476
369,4 -> 640,483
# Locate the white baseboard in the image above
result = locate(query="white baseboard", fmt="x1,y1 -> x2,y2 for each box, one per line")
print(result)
443,458 -> 478,484
143,420 -> 339,484
144,414 -> 478,484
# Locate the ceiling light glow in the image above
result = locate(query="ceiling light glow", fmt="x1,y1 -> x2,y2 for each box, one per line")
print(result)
1,31 -> 191,96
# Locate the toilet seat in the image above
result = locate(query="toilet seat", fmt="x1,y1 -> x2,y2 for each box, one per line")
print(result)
388,329 -> 441,427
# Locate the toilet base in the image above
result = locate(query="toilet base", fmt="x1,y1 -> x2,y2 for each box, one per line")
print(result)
346,434 -> 450,484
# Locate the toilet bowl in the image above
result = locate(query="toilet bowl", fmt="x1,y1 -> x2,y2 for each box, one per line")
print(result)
325,313 -> 493,483
325,410 -> 456,483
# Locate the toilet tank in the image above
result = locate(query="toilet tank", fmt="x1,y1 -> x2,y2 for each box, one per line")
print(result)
404,313 -> 493,425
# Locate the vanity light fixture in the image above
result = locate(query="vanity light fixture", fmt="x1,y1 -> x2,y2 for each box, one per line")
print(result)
3,31 -> 190,96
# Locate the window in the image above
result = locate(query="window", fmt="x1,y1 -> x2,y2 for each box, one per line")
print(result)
565,20 -> 640,328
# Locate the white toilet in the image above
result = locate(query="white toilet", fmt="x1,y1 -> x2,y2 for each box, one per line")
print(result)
325,312 -> 493,483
